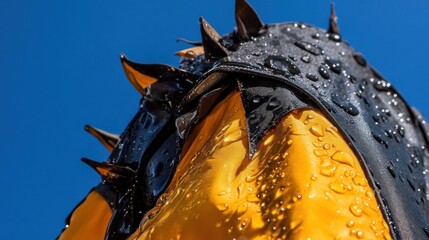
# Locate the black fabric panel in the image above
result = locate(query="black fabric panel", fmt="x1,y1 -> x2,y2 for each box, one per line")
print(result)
237,77 -> 316,157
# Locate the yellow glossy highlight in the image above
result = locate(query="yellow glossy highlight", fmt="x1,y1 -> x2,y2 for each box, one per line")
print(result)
128,91 -> 391,240
59,190 -> 112,240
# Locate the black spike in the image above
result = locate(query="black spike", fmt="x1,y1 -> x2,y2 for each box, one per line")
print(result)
235,0 -> 264,39
328,3 -> 340,35
84,125 -> 119,152
121,54 -> 198,93
199,17 -> 228,60
81,158 -> 135,180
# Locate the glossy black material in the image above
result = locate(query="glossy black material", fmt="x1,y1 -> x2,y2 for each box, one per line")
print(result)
60,0 -> 429,239
237,77 -> 316,157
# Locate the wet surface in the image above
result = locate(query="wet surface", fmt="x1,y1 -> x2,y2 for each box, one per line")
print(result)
64,7 -> 429,240
129,99 -> 391,239
184,22 -> 429,239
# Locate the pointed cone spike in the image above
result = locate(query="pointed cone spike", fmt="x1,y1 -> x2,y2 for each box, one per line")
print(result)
81,158 -> 135,180
121,54 -> 198,93
328,3 -> 340,35
84,125 -> 119,152
175,46 -> 205,58
120,54 -> 157,94
199,17 -> 228,60
235,0 -> 264,39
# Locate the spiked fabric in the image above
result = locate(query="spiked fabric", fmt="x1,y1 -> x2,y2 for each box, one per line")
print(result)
59,1 -> 429,239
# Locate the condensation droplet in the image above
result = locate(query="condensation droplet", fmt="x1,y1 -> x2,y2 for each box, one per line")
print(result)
295,41 -> 324,55
353,53 -> 367,67
306,73 -> 319,82
352,176 -> 367,187
264,55 -> 301,75
301,55 -> 311,63
329,181 -> 347,194
325,57 -> 342,74
310,124 -> 324,137
318,66 -> 330,79
350,204 -> 363,217
331,150 -> 354,167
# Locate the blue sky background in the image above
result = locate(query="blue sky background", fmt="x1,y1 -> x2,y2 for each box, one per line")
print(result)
1,0 -> 429,239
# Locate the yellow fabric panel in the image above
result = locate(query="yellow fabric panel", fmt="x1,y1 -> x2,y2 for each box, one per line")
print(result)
59,190 -> 112,240
128,91 -> 391,240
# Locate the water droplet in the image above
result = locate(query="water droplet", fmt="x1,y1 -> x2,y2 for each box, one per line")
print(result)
311,33 -> 320,40
318,66 -> 330,79
216,203 -> 229,211
253,96 -> 261,103
372,132 -> 389,148
395,125 -> 405,137
288,55 -> 297,61
320,164 -> 337,177
245,175 -> 256,182
310,124 -> 324,137
353,53 -> 367,67
347,220 -> 354,228
348,74 -> 357,83
352,176 -> 367,187
349,204 -> 363,217
314,149 -> 328,157
248,113 -> 262,125
306,73 -> 319,82
331,150 -> 354,167
264,56 -> 301,75
373,80 -> 391,91
356,231 -> 365,239
311,174 -> 318,181
328,33 -> 341,42
331,95 -> 360,116
325,57 -> 342,74
329,181 -> 347,193
301,55 -> 311,63
295,41 -> 323,55
267,97 -> 281,110
387,166 -> 396,178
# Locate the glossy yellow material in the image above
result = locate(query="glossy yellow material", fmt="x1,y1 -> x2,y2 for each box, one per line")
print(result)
128,91 -> 391,240
175,46 -> 204,58
122,60 -> 157,93
59,191 -> 112,240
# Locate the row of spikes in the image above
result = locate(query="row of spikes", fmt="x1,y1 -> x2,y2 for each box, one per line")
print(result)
81,126 -> 136,181
82,0 -> 341,179
120,0 -> 340,96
